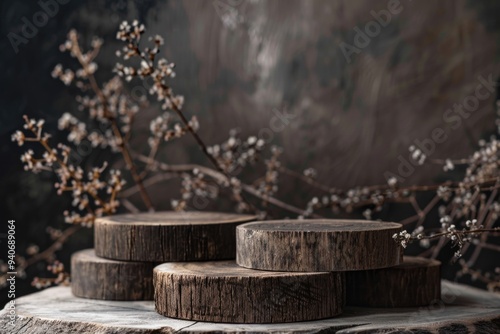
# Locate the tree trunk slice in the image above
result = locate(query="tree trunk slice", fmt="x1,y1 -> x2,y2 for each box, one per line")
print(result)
346,256 -> 441,307
153,261 -> 345,323
2,281 -> 499,333
94,211 -> 256,262
71,249 -> 156,300
236,220 -> 402,272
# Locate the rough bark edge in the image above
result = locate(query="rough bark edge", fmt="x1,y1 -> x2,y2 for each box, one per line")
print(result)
95,218 -> 256,262
236,222 -> 402,271
346,256 -> 441,307
153,263 -> 345,323
71,249 -> 156,301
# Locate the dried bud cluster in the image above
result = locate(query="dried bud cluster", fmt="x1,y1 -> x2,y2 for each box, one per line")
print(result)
395,219 -> 498,259
409,145 -> 426,165
302,186 -> 389,218
392,230 -> 412,248
32,261 -> 70,289
12,116 -> 125,227
148,113 -> 198,147
207,130 -> 265,174
258,146 -> 282,203
171,168 -> 218,211
114,20 -> 183,113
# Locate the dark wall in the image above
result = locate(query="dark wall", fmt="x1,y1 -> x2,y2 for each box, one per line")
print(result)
1,0 -> 500,304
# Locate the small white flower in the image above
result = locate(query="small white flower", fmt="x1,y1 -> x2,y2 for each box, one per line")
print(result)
387,176 -> 398,187
11,131 -> 25,146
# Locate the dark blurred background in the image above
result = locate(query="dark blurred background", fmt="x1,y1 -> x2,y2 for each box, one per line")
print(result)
1,0 -> 500,306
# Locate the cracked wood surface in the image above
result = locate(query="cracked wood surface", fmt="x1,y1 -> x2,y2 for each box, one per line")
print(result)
71,249 -> 157,301
1,281 -> 499,333
94,211 -> 256,262
153,261 -> 344,323
237,220 -> 403,271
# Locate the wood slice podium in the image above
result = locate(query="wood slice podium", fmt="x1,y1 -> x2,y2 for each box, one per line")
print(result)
153,261 -> 344,323
71,249 -> 156,300
2,282 -> 499,333
346,256 -> 441,307
237,220 -> 402,271
95,211 -> 256,262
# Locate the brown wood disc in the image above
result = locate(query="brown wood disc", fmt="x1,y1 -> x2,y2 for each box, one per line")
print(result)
346,256 -> 441,307
153,261 -> 345,323
71,249 -> 156,300
236,220 -> 402,272
94,211 -> 256,262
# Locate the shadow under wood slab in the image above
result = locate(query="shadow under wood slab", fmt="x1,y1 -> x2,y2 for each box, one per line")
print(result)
153,261 -> 344,323
1,281 -> 499,333
94,211 -> 256,262
237,220 -> 402,271
71,249 -> 157,301
346,256 -> 441,308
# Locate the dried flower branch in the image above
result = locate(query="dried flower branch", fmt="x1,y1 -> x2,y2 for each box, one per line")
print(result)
32,261 -> 70,289
457,260 -> 500,292
171,168 -> 219,211
13,115 -> 125,226
113,20 -> 257,211
55,28 -> 153,210
10,20 -> 500,292
393,219 -> 500,256
257,146 -> 282,210
207,130 -> 265,174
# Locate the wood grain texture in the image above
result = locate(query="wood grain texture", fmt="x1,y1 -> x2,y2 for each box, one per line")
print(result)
237,220 -> 402,271
153,261 -> 345,323
2,282 -> 499,333
346,256 -> 441,307
71,249 -> 156,300
95,211 -> 256,262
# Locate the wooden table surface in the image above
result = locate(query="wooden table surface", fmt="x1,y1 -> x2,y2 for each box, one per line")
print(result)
1,281 -> 499,333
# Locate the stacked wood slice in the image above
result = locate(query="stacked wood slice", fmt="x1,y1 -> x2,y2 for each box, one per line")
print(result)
94,211 -> 256,262
154,219 -> 439,323
154,261 -> 344,323
71,214 -> 442,323
70,211 -> 256,300
236,220 -> 403,271
346,256 -> 441,307
71,249 -> 157,300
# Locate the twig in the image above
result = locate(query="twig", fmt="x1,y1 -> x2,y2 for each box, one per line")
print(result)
69,32 -> 154,211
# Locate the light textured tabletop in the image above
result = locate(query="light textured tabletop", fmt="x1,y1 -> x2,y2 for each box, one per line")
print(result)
1,281 -> 499,333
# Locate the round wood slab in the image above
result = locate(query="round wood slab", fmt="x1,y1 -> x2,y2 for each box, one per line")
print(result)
346,256 -> 441,307
71,249 -> 156,300
95,211 -> 256,262
236,220 -> 402,272
2,282 -> 500,333
153,261 -> 345,323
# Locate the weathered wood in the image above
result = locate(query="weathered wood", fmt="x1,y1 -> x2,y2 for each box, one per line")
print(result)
237,220 -> 402,271
153,261 -> 345,323
95,211 -> 256,262
71,249 -> 156,300
346,256 -> 441,307
1,281 -> 499,333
